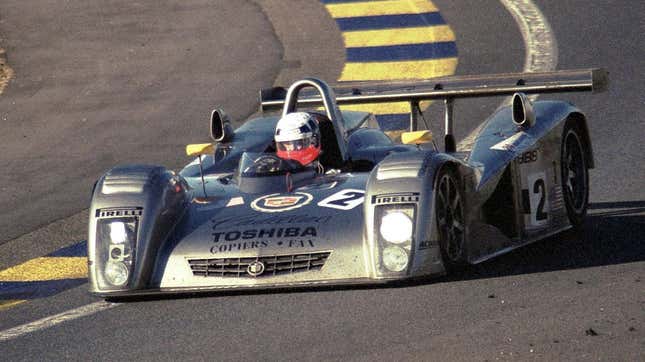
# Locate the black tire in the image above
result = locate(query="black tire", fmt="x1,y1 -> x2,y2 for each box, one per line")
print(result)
561,122 -> 589,230
435,167 -> 468,271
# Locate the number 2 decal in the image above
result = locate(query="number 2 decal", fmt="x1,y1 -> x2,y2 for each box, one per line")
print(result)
526,172 -> 549,226
533,179 -> 548,221
318,189 -> 365,210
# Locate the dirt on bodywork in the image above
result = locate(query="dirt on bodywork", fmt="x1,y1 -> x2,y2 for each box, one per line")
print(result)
0,48 -> 12,94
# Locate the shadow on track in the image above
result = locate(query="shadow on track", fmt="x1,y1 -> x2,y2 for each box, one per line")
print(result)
110,201 -> 645,303
448,200 -> 645,281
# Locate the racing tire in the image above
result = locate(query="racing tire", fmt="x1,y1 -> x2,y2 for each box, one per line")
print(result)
560,122 -> 589,230
435,167 -> 468,271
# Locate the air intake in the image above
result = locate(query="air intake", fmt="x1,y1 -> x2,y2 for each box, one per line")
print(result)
188,251 -> 331,278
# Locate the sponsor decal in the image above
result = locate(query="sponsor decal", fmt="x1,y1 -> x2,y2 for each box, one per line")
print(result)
212,226 -> 317,242
523,172 -> 549,227
418,240 -> 438,250
490,131 -> 527,152
265,196 -> 301,207
210,226 -> 319,254
191,196 -> 245,210
209,239 -> 316,254
247,261 -> 265,277
193,197 -> 214,204
251,192 -> 313,213
95,207 -> 143,218
211,214 -> 332,230
371,192 -> 420,205
297,181 -> 338,191
516,149 -> 539,164
226,197 -> 244,207
318,189 -> 365,210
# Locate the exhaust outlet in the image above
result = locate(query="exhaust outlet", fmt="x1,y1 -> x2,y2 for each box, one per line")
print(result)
512,92 -> 535,128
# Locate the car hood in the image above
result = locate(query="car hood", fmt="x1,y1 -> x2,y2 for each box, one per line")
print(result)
152,172 -> 371,287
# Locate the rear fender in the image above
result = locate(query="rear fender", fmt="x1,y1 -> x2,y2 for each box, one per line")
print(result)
565,112 -> 594,168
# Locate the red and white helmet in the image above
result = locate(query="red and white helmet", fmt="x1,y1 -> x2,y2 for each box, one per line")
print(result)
275,112 -> 321,166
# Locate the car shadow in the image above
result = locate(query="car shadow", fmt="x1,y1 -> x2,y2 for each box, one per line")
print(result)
114,201 -> 644,302
445,200 -> 645,282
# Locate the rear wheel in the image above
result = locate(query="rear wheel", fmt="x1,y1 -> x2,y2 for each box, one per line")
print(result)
436,168 -> 468,271
561,123 -> 589,229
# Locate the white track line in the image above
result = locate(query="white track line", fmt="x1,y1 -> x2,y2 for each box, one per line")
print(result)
0,301 -> 118,342
453,0 -> 558,153
500,0 -> 557,72
499,0 -> 557,101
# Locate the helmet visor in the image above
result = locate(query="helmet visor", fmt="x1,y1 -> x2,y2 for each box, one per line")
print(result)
276,138 -> 311,152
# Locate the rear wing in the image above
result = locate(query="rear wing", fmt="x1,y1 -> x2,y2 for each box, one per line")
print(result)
260,68 -> 608,151
260,69 -> 608,111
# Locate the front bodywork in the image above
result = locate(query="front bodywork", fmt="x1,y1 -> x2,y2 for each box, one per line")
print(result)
88,160 -> 447,296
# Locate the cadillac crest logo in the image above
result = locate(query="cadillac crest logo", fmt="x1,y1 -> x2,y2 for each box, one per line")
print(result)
251,192 -> 313,213
247,261 -> 265,277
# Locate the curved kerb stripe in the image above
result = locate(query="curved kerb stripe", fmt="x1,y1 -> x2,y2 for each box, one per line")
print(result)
320,0 -> 459,131
499,0 -> 556,102
457,0 -> 556,151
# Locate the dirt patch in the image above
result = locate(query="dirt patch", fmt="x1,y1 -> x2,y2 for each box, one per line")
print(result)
0,48 -> 13,94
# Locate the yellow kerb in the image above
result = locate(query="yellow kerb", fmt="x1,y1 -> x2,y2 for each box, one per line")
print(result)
0,257 -> 87,282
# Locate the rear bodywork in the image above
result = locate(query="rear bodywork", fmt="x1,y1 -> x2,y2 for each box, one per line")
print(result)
88,69 -> 607,297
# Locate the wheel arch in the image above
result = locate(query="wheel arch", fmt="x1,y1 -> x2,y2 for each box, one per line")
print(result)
88,164 -> 189,294
565,112 -> 595,169
431,159 -> 471,269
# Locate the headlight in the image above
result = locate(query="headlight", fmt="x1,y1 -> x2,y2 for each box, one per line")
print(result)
379,211 -> 413,244
104,262 -> 129,286
374,205 -> 415,276
96,217 -> 138,289
382,245 -> 408,272
109,222 -> 128,244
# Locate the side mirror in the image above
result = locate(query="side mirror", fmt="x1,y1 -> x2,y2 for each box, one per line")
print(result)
511,92 -> 536,128
210,108 -> 234,142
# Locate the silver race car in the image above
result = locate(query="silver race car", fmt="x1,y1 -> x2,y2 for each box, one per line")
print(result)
88,69 -> 607,297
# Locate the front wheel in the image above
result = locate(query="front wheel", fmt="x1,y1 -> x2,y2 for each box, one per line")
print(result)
561,122 -> 589,230
436,167 -> 468,271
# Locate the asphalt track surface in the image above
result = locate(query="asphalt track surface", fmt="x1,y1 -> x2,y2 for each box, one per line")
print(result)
1,0 -> 643,360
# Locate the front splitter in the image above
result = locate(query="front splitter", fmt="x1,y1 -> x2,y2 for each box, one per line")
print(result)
91,276 -> 417,298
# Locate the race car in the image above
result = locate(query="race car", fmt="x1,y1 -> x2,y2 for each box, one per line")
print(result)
88,69 -> 607,297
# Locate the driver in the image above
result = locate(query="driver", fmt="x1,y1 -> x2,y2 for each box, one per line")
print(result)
274,112 -> 321,168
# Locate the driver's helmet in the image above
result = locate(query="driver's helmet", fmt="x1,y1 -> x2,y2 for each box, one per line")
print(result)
275,112 -> 321,166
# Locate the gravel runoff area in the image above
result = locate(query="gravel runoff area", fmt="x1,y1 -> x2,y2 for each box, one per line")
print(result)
0,47 -> 12,94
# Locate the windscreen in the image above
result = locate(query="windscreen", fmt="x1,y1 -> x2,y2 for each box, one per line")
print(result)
238,152 -> 304,177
